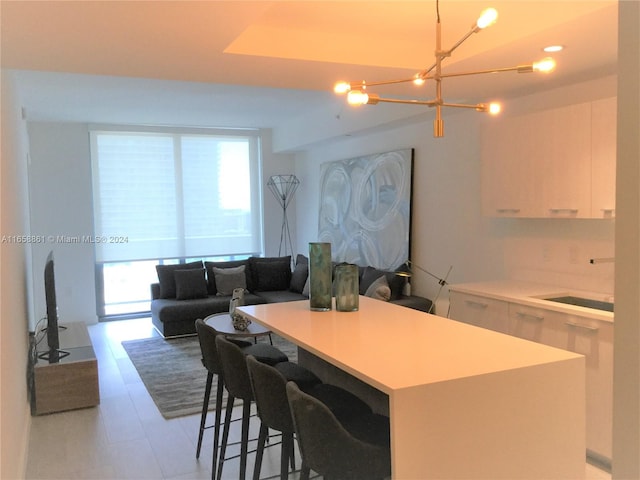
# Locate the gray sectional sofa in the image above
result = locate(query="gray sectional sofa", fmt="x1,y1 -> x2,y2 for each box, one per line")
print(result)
150,254 -> 432,337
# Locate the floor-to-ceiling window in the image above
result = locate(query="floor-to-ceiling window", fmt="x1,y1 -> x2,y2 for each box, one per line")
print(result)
90,126 -> 263,319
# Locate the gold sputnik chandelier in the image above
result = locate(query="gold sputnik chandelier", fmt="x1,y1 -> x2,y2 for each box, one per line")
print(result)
334,2 -> 556,137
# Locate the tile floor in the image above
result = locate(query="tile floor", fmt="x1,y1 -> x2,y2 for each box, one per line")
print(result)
25,318 -> 612,479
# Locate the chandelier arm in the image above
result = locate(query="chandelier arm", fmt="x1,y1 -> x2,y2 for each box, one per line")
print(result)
440,102 -> 488,110
373,97 -> 437,106
438,65 -> 533,79
349,77 -> 416,90
416,62 -> 438,80
442,26 -> 481,58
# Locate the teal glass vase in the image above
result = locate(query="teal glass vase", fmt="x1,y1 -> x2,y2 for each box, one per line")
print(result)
335,263 -> 359,312
309,242 -> 332,311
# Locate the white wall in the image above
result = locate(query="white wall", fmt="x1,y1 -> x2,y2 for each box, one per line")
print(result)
293,76 -> 618,308
259,129 -> 298,258
27,122 -> 97,326
1,71 -> 33,480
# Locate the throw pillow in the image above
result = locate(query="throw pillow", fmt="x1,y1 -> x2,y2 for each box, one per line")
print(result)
359,266 -> 386,295
364,275 -> 391,301
156,260 -> 204,299
174,268 -> 208,300
359,265 -> 407,300
205,259 -> 251,295
253,260 -> 292,291
289,255 -> 308,293
213,265 -> 247,296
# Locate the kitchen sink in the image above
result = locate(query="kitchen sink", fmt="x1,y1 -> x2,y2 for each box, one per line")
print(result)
544,295 -> 614,312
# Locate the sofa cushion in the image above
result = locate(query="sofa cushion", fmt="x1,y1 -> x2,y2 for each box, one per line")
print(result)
249,256 -> 292,292
290,254 -> 309,293
175,268 -> 208,300
213,265 -> 247,296
205,259 -> 252,294
156,260 -> 204,299
364,275 -> 391,301
255,290 -> 307,304
359,266 -> 406,301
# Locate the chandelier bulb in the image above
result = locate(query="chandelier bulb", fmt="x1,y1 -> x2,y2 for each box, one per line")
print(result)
488,102 -> 501,115
334,81 -> 351,94
533,57 -> 557,73
347,90 -> 369,106
476,8 -> 498,29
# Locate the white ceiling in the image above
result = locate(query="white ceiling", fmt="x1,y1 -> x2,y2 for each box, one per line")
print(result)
1,1 -> 618,129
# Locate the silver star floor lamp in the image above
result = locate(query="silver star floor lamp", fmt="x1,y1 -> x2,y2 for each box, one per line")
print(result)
267,175 -> 299,263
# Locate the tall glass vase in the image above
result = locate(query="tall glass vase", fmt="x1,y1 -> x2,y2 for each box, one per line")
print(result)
335,263 -> 359,312
308,242 -> 332,311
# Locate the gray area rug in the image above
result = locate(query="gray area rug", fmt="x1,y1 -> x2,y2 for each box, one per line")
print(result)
122,334 -> 297,419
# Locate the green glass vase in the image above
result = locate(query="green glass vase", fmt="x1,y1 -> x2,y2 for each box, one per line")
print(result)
335,263 -> 359,312
309,242 -> 332,311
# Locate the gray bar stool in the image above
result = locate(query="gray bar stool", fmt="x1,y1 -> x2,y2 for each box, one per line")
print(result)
194,319 -> 288,479
246,355 -> 375,480
215,336 -> 326,480
286,381 -> 391,480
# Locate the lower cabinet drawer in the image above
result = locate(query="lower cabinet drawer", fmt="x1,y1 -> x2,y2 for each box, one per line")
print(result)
507,303 -> 559,345
449,291 -> 509,333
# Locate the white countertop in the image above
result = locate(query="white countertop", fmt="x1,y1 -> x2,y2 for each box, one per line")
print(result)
449,280 -> 614,323
238,296 -> 583,394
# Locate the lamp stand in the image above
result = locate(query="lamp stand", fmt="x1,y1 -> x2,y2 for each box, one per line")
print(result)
267,175 -> 299,265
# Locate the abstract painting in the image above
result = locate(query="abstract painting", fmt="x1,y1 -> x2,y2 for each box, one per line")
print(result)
318,149 -> 413,271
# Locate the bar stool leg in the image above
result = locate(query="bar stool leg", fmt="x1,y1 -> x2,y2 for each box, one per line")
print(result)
300,463 -> 311,480
239,400 -> 252,479
252,424 -> 269,480
280,433 -> 293,480
216,395 -> 235,480
212,377 -> 225,479
196,372 -> 213,459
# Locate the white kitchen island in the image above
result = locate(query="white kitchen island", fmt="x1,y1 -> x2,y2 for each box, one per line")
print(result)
237,296 -> 585,479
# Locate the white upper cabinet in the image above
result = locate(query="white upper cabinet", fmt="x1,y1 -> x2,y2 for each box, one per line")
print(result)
591,97 -> 617,218
481,114 -> 540,217
537,102 -> 592,218
481,99 -> 616,219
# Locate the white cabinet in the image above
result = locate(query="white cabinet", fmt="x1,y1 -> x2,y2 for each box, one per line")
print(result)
449,291 -> 613,464
556,313 -> 613,462
449,291 -> 509,333
481,115 -> 539,217
537,103 -> 592,218
481,99 -> 616,218
591,97 -> 617,218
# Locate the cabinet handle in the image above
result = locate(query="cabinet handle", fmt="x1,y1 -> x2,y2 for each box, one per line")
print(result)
565,321 -> 598,332
549,208 -> 579,215
465,300 -> 488,309
496,208 -> 521,214
515,311 -> 544,321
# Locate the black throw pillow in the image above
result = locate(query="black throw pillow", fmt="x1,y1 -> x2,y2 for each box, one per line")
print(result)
252,259 -> 292,291
156,260 -> 204,299
174,268 -> 208,300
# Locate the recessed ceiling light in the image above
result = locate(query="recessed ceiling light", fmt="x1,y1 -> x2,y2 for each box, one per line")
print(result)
543,45 -> 564,53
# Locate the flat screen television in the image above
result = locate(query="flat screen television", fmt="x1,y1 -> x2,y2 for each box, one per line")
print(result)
38,251 -> 69,363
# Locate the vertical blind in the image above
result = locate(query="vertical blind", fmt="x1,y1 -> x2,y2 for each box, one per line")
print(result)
90,128 -> 263,263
